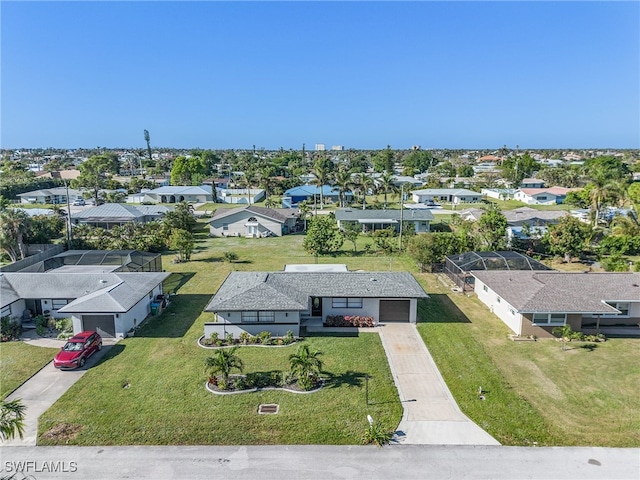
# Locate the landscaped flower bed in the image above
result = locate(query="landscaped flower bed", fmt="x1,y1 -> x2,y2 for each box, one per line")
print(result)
324,315 -> 374,328
206,372 -> 324,394
198,330 -> 298,348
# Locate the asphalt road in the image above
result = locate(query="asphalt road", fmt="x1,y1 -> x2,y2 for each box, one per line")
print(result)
0,445 -> 638,480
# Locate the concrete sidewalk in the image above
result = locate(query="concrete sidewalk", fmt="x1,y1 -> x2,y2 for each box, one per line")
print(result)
2,342 -> 116,446
378,323 -> 500,445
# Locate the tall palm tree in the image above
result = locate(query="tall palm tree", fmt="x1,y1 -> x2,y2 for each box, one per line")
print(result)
333,169 -> 354,208
312,165 -> 332,210
205,347 -> 244,387
0,399 -> 26,440
589,173 -> 624,227
288,344 -> 323,390
377,172 -> 399,209
239,172 -> 255,205
298,200 -> 311,231
355,174 -> 376,210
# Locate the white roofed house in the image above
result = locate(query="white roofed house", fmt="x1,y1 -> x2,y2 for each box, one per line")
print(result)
411,188 -> 482,204
71,203 -> 173,229
334,208 -> 433,233
203,268 -> 429,339
131,185 -> 214,204
1,272 -> 170,338
17,187 -> 83,205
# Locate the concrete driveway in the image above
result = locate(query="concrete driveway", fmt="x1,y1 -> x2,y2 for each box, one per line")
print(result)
378,323 -> 500,445
2,342 -> 115,446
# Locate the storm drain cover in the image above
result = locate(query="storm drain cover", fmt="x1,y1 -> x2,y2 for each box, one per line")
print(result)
258,404 -> 279,414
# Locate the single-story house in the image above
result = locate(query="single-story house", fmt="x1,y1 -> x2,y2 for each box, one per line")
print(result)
1,271 -> 169,338
203,269 -> 429,338
129,185 -> 214,204
71,203 -> 173,229
17,188 -> 83,205
472,271 -> 640,338
216,188 -> 266,205
502,207 -> 568,226
520,178 -> 545,189
282,185 -> 353,208
16,208 -> 56,217
411,188 -> 482,204
210,206 -> 301,237
334,208 -> 433,233
481,188 -> 516,201
513,187 -> 576,205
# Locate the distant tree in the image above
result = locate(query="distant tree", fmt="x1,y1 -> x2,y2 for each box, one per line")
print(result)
373,145 -> 395,173
476,205 -> 508,250
406,232 -> 466,272
377,172 -> 398,209
170,155 -> 206,186
170,228 -> 194,262
456,165 -> 475,178
302,215 -> 343,257
143,129 -> 152,178
312,163 -> 332,210
341,221 -> 361,252
164,202 -> 196,233
333,169 -> 354,208
298,200 -> 311,231
543,216 -> 591,262
628,183 -> 640,212
354,174 -> 375,210
402,150 -> 435,175
24,215 -> 65,244
0,208 -> 29,261
72,155 -> 117,205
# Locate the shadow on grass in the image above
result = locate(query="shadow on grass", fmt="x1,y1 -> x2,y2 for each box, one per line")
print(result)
324,370 -> 365,388
579,344 -> 599,352
135,294 -> 210,338
417,295 -> 470,324
163,272 -> 196,294
93,344 -> 126,368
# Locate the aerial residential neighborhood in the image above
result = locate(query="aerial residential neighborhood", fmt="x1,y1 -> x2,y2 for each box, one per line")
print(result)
2,1 -> 639,479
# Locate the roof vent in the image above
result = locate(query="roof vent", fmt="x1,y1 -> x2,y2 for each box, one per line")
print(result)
100,280 -> 108,284
370,278 -> 377,282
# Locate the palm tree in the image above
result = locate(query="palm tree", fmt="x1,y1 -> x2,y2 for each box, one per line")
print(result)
288,344 -> 323,390
239,172 -> 255,205
377,172 -> 399,209
298,200 -> 311,231
333,169 -> 354,208
355,174 -> 376,210
0,398 -> 26,440
205,347 -> 244,388
589,173 -> 624,227
312,165 -> 331,210
0,208 -> 29,261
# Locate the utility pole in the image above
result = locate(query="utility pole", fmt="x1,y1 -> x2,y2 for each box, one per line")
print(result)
398,183 -> 405,251
63,179 -> 72,250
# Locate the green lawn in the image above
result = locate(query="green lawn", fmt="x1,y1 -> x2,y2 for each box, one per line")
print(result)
37,227 -> 404,445
415,273 -> 640,447
0,342 -> 58,399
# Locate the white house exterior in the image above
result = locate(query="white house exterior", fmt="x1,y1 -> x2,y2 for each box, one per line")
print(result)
204,270 -> 428,339
216,188 -> 266,205
411,188 -> 482,204
209,206 -> 300,237
129,186 -> 214,204
1,272 -> 169,338
481,188 -> 516,200
334,208 -> 433,233
472,271 -> 640,338
18,187 -> 83,205
513,187 -> 575,205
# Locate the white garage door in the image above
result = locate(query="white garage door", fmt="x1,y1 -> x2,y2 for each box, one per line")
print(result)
379,300 -> 410,322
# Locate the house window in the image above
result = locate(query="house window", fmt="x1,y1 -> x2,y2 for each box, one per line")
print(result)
496,296 -> 501,303
332,298 -> 363,308
537,196 -> 548,201
1,305 -> 10,318
52,299 -> 68,310
483,285 -> 488,293
532,313 -> 566,325
222,223 -> 229,231
606,302 -> 629,316
510,308 -> 516,316
241,311 -> 275,323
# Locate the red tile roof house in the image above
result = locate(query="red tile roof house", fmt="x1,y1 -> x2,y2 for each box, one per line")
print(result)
472,271 -> 640,338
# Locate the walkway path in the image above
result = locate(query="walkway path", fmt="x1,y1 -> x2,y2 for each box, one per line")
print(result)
378,323 -> 500,445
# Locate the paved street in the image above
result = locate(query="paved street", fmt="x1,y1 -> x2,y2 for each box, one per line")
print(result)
0,445 -> 637,480
379,323 -> 499,445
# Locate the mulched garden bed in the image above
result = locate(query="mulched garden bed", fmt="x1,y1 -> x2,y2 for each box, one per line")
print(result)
205,373 -> 324,395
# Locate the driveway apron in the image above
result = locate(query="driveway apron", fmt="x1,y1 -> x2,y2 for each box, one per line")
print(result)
378,323 -> 500,445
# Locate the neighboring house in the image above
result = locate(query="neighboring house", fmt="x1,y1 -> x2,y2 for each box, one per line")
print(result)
513,187 -> 576,205
502,207 -> 568,226
17,187 -> 83,205
411,188 -> 482,204
129,185 -> 214,204
334,208 -> 433,233
520,178 -> 545,188
16,208 -> 55,217
210,206 -> 301,237
370,174 -> 423,189
71,203 -> 172,229
203,268 -> 429,338
35,169 -> 81,181
472,271 -> 640,338
1,271 -> 169,338
481,188 -> 516,200
217,188 -> 266,205
282,185 -> 352,208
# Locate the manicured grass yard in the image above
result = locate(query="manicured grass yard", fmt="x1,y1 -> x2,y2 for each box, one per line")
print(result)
416,273 -> 640,447
37,225 -> 403,445
1,342 -> 58,398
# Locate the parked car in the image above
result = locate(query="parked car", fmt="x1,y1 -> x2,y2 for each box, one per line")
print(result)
53,331 -> 102,369
72,199 -> 85,206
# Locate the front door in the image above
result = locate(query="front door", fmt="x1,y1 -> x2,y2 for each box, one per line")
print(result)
311,297 -> 322,317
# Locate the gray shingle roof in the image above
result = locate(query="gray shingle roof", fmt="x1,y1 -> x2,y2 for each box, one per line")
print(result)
206,271 -> 428,311
335,208 -> 434,222
1,272 -> 169,312
71,203 -> 145,220
212,206 -> 299,223
472,271 -> 640,313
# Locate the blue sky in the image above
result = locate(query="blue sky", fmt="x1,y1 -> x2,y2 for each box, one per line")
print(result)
1,1 -> 638,150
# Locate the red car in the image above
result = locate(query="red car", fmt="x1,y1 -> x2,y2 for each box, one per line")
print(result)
53,331 -> 102,369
